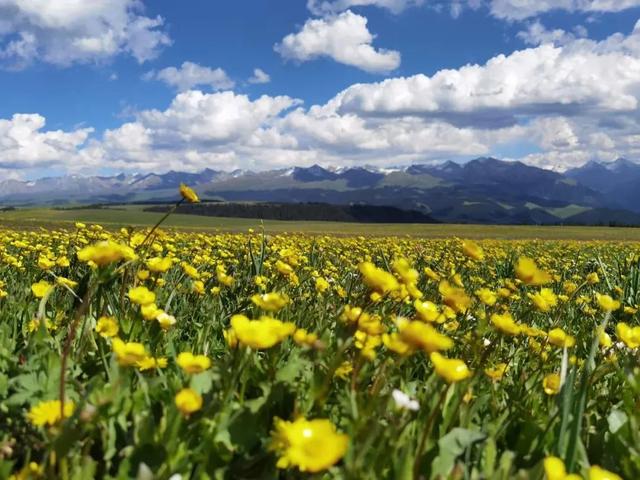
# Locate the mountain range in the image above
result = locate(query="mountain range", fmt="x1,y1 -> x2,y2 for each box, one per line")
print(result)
2,158 -> 639,225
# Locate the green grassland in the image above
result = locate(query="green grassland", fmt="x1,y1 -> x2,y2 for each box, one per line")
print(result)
2,205 -> 640,240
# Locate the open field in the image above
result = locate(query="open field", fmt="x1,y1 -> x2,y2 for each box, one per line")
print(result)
1,195 -> 639,478
3,205 -> 640,240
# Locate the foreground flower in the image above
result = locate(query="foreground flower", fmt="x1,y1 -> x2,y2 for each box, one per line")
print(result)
176,352 -> 211,374
112,338 -> 147,366
229,314 -> 295,349
516,257 -> 552,285
392,389 -> 420,411
251,292 -> 289,311
95,316 -> 119,338
589,465 -> 623,480
490,312 -> 521,336
270,417 -> 348,472
616,322 -> 640,349
179,183 -> 200,203
358,261 -> 400,295
396,318 -> 453,354
430,352 -> 472,383
439,280 -> 472,314
31,280 -> 53,299
28,400 -> 75,427
462,240 -> 484,261
77,240 -> 136,266
596,293 -> 621,312
547,328 -> 576,348
543,456 -> 581,480
128,286 -> 156,306
529,288 -> 558,313
543,373 -> 561,395
175,388 -> 202,415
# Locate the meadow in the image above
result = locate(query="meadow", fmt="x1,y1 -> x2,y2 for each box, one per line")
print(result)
0,187 -> 639,479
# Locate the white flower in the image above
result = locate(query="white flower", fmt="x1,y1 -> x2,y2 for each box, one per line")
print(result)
392,389 -> 419,411
483,338 -> 491,347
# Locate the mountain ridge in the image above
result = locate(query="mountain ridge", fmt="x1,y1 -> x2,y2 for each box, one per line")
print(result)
2,158 -> 639,225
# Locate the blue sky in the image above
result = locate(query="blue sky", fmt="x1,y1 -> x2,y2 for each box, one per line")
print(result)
1,0 -> 640,179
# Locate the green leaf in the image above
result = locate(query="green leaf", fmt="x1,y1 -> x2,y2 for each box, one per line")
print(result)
608,409 -> 628,434
430,428 -> 486,479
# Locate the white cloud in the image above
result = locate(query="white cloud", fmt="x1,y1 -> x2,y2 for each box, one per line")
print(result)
0,0 -> 170,68
517,21 -> 588,46
248,68 -> 271,84
145,62 -> 235,92
307,0 -> 423,15
275,11 -> 401,73
0,114 -> 92,169
6,19 -> 640,175
333,33 -> 640,121
489,0 -> 640,20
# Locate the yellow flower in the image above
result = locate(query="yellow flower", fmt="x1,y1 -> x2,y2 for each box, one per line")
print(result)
192,280 -> 205,295
230,314 -> 296,349
37,256 -> 55,270
56,277 -> 78,289
141,303 -> 162,320
491,312 -> 521,336
293,328 -> 319,347
136,356 -> 168,371
529,288 -> 558,312
547,328 -> 576,348
146,256 -> 173,273
462,240 -> 484,261
476,287 -> 497,306
315,277 -> 330,293
397,317 -> 453,353
175,388 -> 203,415
270,417 -> 348,473
77,240 -> 136,266
334,361 -> 353,379
112,338 -> 147,366
484,363 -> 508,381
128,286 -> 156,306
157,312 -> 177,330
27,400 -> 75,427
439,280 -> 472,314
543,456 -> 568,480
179,183 -> 200,203
430,352 -> 472,383
616,322 -> 640,349
95,316 -> 119,338
595,293 -> 621,312
251,292 -> 290,311
516,257 -> 552,286
586,272 -> 600,284
176,352 -> 211,374
414,300 -> 442,323
31,280 -> 53,298
543,373 -> 561,395
358,261 -> 399,294
589,465 -> 623,480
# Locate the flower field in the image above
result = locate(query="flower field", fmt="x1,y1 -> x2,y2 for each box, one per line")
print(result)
1,190 -> 639,479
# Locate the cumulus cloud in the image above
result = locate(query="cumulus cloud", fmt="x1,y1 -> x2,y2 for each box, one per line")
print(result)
517,21 -> 588,46
0,114 -> 92,169
248,68 -> 271,84
145,62 -> 234,92
489,0 -> 640,20
307,0 -> 423,15
6,18 -> 640,175
275,11 -> 401,73
0,0 -> 170,68
332,29 -> 640,123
